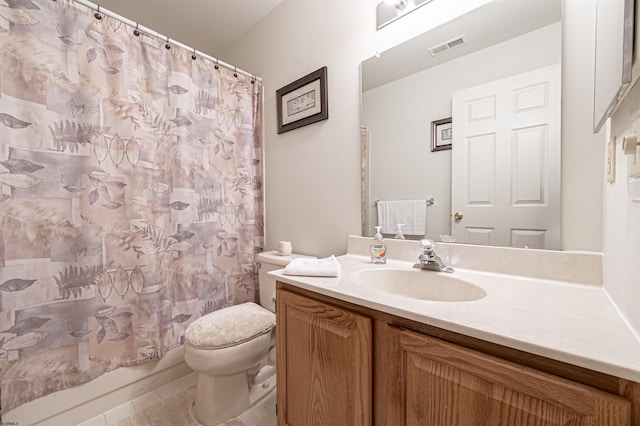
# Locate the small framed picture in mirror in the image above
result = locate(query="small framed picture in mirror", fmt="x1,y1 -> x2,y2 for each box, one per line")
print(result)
431,117 -> 452,152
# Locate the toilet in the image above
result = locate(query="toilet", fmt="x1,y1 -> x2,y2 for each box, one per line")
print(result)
184,250 -> 311,426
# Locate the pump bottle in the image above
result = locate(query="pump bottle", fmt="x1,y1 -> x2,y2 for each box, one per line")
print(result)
369,226 -> 387,264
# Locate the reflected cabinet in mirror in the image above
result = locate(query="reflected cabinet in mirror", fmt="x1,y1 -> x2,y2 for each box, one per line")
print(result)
361,0 -> 564,250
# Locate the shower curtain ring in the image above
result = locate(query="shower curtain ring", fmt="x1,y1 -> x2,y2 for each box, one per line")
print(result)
133,23 -> 140,37
215,59 -> 219,70
192,48 -> 197,60
94,5 -> 102,20
251,75 -> 255,84
233,67 -> 238,78
165,36 -> 171,50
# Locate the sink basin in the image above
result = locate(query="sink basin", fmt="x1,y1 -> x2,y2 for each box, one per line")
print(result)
350,268 -> 486,302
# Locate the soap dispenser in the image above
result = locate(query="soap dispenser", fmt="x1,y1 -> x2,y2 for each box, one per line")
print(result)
370,226 -> 387,264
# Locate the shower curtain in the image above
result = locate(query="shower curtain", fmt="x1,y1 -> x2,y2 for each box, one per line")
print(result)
0,0 -> 263,411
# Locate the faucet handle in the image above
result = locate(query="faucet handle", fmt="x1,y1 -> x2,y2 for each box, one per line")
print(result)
418,239 -> 435,254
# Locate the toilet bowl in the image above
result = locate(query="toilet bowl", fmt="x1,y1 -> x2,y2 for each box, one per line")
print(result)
184,250 -> 312,426
184,302 -> 275,426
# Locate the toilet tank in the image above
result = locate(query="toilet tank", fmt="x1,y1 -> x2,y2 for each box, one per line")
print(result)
257,250 -> 314,312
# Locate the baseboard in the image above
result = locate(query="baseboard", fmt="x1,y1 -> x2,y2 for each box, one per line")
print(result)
3,346 -> 192,425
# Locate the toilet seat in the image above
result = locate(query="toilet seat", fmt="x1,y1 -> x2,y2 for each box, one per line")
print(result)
185,302 -> 275,349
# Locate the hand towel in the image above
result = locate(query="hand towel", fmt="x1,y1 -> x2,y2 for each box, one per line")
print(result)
284,255 -> 341,277
377,200 -> 426,235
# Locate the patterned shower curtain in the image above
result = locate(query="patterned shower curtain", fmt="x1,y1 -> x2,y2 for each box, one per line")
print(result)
0,0 -> 263,412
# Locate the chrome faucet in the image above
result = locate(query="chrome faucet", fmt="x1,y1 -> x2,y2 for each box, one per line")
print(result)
413,239 -> 454,273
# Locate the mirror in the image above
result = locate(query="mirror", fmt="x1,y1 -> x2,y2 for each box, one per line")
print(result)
361,0 -> 563,249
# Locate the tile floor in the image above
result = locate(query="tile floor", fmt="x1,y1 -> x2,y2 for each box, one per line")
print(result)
76,372 -> 277,426
77,372 -> 199,426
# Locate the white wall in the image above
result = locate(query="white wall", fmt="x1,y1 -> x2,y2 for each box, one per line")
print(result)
557,0 -> 639,341
219,0 -> 368,257
363,23 -> 561,240
222,0 -> 603,256
551,1 -> 640,336
607,73 -> 640,337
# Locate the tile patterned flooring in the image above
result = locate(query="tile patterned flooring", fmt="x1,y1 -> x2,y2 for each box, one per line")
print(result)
77,373 -> 200,426
76,372 -> 277,426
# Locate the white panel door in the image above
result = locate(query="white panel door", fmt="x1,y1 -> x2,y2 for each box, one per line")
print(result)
451,64 -> 561,249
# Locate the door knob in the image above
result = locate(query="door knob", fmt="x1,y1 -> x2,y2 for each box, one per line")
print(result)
454,212 -> 463,221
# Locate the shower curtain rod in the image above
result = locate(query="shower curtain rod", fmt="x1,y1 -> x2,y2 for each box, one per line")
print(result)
72,0 -> 262,82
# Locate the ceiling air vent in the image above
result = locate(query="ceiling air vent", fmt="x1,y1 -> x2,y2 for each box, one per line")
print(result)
428,35 -> 466,57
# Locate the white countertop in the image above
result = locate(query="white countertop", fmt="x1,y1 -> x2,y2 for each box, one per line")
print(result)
271,253 -> 640,382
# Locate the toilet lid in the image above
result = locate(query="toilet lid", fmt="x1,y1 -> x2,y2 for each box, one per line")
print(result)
185,302 -> 276,349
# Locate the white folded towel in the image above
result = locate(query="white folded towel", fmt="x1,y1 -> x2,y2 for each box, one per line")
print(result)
284,255 -> 341,277
377,200 -> 426,235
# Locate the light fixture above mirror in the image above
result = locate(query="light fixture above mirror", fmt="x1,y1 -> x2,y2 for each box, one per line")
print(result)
377,0 -> 434,30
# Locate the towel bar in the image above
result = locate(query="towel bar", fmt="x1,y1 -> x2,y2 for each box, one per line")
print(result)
374,198 -> 434,207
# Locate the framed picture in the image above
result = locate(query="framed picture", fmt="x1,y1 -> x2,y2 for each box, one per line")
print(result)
431,117 -> 452,152
276,66 -> 328,134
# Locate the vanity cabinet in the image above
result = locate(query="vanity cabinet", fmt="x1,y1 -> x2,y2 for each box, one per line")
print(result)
276,288 -> 372,426
276,282 -> 638,426
384,326 -> 631,425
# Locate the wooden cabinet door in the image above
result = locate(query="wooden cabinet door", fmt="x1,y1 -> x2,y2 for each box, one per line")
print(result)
387,327 -> 631,426
276,288 -> 372,426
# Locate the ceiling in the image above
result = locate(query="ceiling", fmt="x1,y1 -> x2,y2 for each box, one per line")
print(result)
95,0 -> 283,56
362,0 -> 562,91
